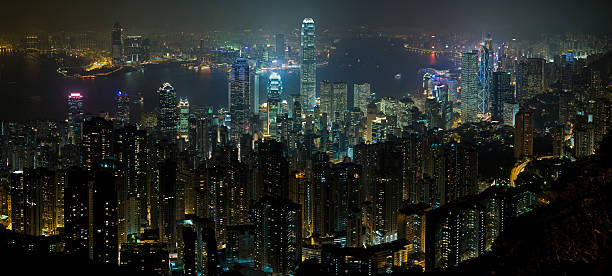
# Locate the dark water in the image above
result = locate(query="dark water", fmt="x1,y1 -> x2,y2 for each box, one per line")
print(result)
0,38 -> 454,122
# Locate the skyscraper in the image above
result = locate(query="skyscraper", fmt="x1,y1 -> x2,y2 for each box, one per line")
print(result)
178,98 -> 190,141
332,82 -> 348,123
517,58 -> 545,104
300,18 -> 316,109
460,51 -> 479,123
320,80 -> 332,118
82,117 -> 114,171
478,34 -> 493,115
111,22 -> 123,65
67,92 -> 84,145
252,197 -> 301,275
514,108 -> 534,160
115,90 -> 130,127
491,72 -> 512,122
354,82 -> 371,115
229,57 -> 252,143
124,35 -> 150,64
266,72 -> 282,138
157,83 -> 179,142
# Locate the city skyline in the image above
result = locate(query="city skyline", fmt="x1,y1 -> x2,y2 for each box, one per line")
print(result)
0,5 -> 611,276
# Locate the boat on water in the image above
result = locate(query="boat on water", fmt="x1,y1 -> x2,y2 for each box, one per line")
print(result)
395,73 -> 402,80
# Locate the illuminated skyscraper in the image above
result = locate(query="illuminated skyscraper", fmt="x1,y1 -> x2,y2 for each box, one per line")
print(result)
124,35 -> 150,64
266,72 -> 282,138
111,22 -> 123,65
517,58 -> 545,104
229,57 -> 252,143
67,92 -> 84,145
460,51 -> 479,123
157,83 -> 179,142
178,98 -> 190,141
300,18 -> 316,109
354,82 -> 371,115
115,90 -> 130,127
332,82 -> 348,123
514,108 -> 534,160
478,34 -> 493,115
82,117 -> 114,172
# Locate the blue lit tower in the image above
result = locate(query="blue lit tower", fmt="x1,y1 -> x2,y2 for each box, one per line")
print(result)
111,22 -> 123,65
157,83 -> 179,142
300,18 -> 316,110
267,72 -> 282,138
67,92 -> 84,145
229,57 -> 252,143
478,33 -> 493,117
461,51 -> 480,123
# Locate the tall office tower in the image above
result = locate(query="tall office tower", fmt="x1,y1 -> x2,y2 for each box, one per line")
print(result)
275,34 -> 285,62
478,33 -> 493,115
461,51 -> 480,123
332,82 -> 348,123
320,80 -> 333,118
124,35 -> 149,64
64,167 -> 89,257
178,98 -> 190,142
157,82 -> 179,143
354,82 -> 371,115
300,18 -> 316,109
90,158 -> 120,264
229,57 -> 252,143
437,85 -> 452,129
158,160 -> 178,254
447,79 -> 459,104
252,197 -> 301,275
319,81 -> 348,125
67,92 -> 84,145
254,73 -> 260,115
514,108 -> 534,160
115,90 -> 130,127
111,22 -> 123,65
491,72 -> 512,122
82,117 -> 114,171
425,96 -> 441,129
517,58 -> 545,104
257,140 -> 289,199
267,72 -> 282,138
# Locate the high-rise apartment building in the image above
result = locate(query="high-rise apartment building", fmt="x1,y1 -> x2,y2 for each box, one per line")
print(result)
460,51 -> 480,123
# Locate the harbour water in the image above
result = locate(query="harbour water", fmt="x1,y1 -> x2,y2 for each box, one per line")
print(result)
0,37 -> 454,121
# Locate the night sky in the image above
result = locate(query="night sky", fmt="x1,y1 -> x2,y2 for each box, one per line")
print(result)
3,0 -> 611,35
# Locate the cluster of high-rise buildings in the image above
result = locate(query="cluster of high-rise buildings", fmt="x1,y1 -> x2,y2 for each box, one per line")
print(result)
0,18 -> 610,276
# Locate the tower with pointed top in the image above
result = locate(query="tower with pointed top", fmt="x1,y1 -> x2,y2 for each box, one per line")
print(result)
300,18 -> 316,110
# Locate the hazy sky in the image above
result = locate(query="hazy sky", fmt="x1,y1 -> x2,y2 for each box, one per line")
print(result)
3,0 -> 611,35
